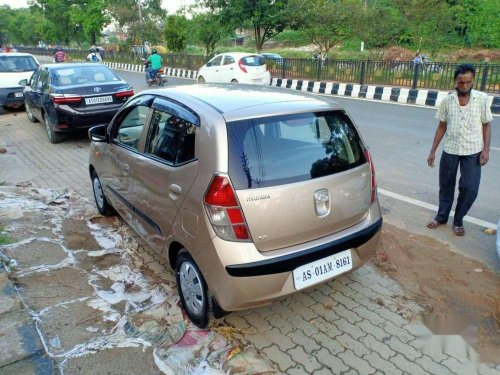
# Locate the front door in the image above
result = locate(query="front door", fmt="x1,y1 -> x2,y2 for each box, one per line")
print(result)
131,98 -> 198,251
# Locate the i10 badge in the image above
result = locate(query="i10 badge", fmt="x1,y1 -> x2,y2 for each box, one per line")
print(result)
293,249 -> 353,290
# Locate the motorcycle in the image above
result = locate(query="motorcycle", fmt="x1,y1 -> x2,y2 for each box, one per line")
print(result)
143,60 -> 168,87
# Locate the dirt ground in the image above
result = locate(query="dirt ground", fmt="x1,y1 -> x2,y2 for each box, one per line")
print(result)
375,223 -> 499,363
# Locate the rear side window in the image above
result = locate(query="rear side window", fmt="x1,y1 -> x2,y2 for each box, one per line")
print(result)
227,111 -> 366,189
144,109 -> 196,165
0,56 -> 38,72
240,55 -> 265,66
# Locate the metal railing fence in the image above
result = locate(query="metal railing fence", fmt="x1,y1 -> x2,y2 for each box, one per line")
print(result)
18,48 -> 500,93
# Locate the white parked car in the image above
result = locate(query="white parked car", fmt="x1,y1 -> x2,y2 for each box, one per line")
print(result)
197,52 -> 270,85
0,53 -> 39,114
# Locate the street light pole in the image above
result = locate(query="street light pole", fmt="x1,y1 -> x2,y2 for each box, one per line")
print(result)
137,0 -> 145,58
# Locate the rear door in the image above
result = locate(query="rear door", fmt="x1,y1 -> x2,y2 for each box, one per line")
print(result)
131,98 -> 198,251
220,55 -> 236,82
227,111 -> 371,252
101,97 -> 152,222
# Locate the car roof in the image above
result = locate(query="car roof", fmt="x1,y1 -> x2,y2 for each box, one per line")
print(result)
144,84 -> 343,122
41,63 -> 107,69
214,52 -> 262,58
0,53 -> 37,58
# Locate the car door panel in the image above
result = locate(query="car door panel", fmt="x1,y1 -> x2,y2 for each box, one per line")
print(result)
132,99 -> 199,251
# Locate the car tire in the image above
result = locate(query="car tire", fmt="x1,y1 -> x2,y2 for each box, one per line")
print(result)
197,76 -> 205,83
43,114 -> 64,143
231,79 -> 238,83
91,170 -> 115,216
176,249 -> 212,328
25,102 -> 38,123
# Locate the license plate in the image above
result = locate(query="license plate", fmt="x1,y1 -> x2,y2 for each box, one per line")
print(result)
85,96 -> 113,105
293,249 -> 353,290
14,92 -> 24,98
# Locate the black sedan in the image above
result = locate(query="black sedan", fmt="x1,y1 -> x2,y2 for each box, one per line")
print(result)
21,63 -> 133,143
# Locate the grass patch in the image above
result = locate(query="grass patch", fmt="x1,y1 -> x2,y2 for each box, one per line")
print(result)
0,226 -> 10,246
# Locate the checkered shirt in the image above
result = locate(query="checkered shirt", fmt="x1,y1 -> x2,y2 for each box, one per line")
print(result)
435,89 -> 493,155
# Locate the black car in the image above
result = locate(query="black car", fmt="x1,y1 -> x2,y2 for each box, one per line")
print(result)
20,63 -> 133,143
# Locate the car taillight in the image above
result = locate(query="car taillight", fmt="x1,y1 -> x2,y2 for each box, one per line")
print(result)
50,94 -> 82,104
115,89 -> 134,98
364,148 -> 377,204
204,175 -> 251,241
238,59 -> 247,73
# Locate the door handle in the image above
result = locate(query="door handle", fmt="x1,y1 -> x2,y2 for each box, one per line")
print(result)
169,184 -> 182,200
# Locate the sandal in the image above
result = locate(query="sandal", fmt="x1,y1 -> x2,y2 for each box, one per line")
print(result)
453,226 -> 465,236
427,220 -> 445,229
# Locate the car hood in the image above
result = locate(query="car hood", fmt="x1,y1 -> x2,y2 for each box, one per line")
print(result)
0,71 -> 35,88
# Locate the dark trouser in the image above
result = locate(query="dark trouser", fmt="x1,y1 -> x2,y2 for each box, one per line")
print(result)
435,151 -> 481,227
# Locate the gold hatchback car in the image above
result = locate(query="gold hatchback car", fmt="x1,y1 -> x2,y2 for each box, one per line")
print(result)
88,84 -> 382,327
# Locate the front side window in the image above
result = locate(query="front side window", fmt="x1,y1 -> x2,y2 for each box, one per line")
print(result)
227,111 -> 366,189
113,106 -> 149,150
144,109 -> 196,165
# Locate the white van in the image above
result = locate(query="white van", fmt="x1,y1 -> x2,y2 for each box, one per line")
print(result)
0,53 -> 39,114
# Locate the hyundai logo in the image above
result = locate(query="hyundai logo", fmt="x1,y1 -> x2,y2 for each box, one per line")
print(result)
94,87 -> 101,92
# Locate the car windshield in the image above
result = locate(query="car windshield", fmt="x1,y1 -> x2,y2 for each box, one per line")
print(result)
240,55 -> 265,66
51,66 -> 121,86
227,111 -> 366,189
0,56 -> 38,72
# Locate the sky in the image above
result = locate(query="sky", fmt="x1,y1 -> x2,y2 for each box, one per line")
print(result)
0,0 -> 196,13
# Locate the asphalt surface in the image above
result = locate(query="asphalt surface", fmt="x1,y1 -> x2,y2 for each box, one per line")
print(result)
116,69 -> 500,271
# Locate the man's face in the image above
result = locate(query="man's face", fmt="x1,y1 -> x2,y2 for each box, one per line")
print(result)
455,72 -> 474,95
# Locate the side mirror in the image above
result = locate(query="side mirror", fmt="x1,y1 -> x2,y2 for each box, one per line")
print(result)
19,79 -> 28,86
88,124 -> 108,142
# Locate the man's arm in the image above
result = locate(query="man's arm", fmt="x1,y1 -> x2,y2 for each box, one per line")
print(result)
427,121 -> 447,167
480,122 -> 491,166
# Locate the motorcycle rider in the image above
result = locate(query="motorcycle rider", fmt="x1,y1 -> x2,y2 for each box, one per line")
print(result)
53,47 -> 66,63
146,48 -> 163,83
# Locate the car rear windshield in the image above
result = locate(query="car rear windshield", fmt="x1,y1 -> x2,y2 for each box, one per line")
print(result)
227,111 -> 366,189
0,56 -> 38,72
51,66 -> 121,86
240,55 -> 265,66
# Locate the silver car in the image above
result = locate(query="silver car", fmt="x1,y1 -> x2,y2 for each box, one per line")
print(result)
88,84 -> 382,327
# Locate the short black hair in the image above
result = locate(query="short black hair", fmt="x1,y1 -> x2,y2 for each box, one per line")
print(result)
454,63 -> 475,80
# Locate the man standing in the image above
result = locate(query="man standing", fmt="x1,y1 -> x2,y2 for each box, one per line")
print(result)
427,63 -> 492,236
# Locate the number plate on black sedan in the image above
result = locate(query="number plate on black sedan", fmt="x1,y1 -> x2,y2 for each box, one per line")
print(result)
293,249 -> 353,290
85,96 -> 113,105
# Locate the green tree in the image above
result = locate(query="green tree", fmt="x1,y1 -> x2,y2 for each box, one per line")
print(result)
164,15 -> 189,52
190,12 -> 232,56
287,0 -> 363,58
201,0 -> 289,52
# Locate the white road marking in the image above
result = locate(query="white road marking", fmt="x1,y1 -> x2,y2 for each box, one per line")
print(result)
378,188 -> 497,230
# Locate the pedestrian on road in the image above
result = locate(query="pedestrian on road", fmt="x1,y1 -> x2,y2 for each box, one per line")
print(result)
412,52 -> 422,64
426,63 -> 492,236
53,48 -> 66,63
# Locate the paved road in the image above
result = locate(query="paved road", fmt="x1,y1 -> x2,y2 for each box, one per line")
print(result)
0,69 -> 498,375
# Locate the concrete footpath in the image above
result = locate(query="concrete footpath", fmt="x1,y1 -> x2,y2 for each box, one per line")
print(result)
0,263 -> 54,374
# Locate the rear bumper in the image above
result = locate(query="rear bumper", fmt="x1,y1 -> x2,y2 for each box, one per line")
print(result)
226,219 -> 382,277
54,104 -> 121,131
197,202 -> 383,311
0,87 -> 24,107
